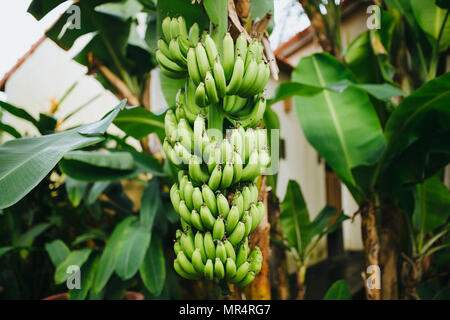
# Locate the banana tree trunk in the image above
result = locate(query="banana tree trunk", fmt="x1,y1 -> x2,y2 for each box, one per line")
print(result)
380,197 -> 402,300
361,198 -> 381,300
245,176 -> 271,299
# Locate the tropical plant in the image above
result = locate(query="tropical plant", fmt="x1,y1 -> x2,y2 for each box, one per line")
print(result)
272,0 -> 450,299
0,99 -> 181,299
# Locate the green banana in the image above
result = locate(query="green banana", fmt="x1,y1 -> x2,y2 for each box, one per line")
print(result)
170,17 -> 180,39
194,231 -> 207,263
232,191 -> 244,217
237,58 -> 258,96
201,184 -> 218,216
203,34 -> 218,67
235,32 -> 248,63
180,231 -> 195,257
189,155 -> 209,184
208,164 -> 222,191
236,242 -> 249,267
225,258 -> 237,280
237,271 -> 256,287
243,211 -> 252,237
190,209 -> 205,231
195,42 -> 210,79
226,55 -> 244,95
178,200 -> 192,224
232,261 -> 250,283
192,187 -> 203,211
204,71 -> 219,104
200,203 -> 216,229
188,22 -> 200,45
223,32 -> 235,80
174,240 -> 181,255
215,241 -> 227,263
195,82 -> 207,107
183,180 -> 194,210
238,96 -> 266,128
192,248 -> 205,273
170,183 -> 181,213
220,162 -> 234,189
187,48 -> 202,85
241,150 -> 260,182
158,38 -> 172,59
156,50 -> 184,73
250,202 -> 262,232
214,258 -> 225,279
213,57 -> 226,98
225,205 -> 240,234
213,217 -> 225,241
228,221 -> 246,246
204,259 -> 214,280
223,94 -> 236,112
232,152 -> 243,184
162,17 -> 172,43
242,185 -> 252,211
174,259 -> 201,280
204,232 -> 216,260
216,192 -> 230,218
223,240 -> 236,261
177,251 -> 197,275
193,114 -> 205,155
169,38 -> 187,66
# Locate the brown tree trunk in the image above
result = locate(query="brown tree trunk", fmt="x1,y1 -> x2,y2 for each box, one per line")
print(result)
361,198 -> 381,300
268,195 -> 290,300
379,197 -> 402,300
244,176 -> 271,300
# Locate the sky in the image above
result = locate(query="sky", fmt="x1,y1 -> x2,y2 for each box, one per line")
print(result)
0,0 -> 308,87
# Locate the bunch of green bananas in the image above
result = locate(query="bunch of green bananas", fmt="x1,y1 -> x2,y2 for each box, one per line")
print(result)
156,16 -> 199,78
170,178 -> 265,236
185,32 -> 270,105
173,226 -> 262,285
158,15 -> 271,287
163,111 -> 271,187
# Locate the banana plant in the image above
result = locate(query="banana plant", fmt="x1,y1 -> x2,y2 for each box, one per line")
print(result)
272,0 -> 450,299
277,180 -> 349,299
0,99 -> 180,299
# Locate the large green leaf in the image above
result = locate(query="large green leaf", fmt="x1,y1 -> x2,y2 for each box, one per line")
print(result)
280,180 -> 310,256
292,53 -> 385,202
65,176 -> 89,207
269,80 -> 404,105
63,150 -> 134,170
140,178 -> 161,231
0,246 -> 14,258
113,106 -> 165,141
16,223 -> 51,247
384,72 -> 450,160
139,234 -> 165,296
45,239 -> 71,267
0,100 -> 126,209
93,216 -> 136,294
95,0 -> 143,21
323,280 -> 352,300
60,159 -> 141,182
413,175 -> 450,233
411,0 -> 450,51
55,248 -> 92,284
115,221 -> 151,280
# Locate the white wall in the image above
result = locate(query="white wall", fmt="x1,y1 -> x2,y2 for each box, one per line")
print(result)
3,39 -> 122,138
